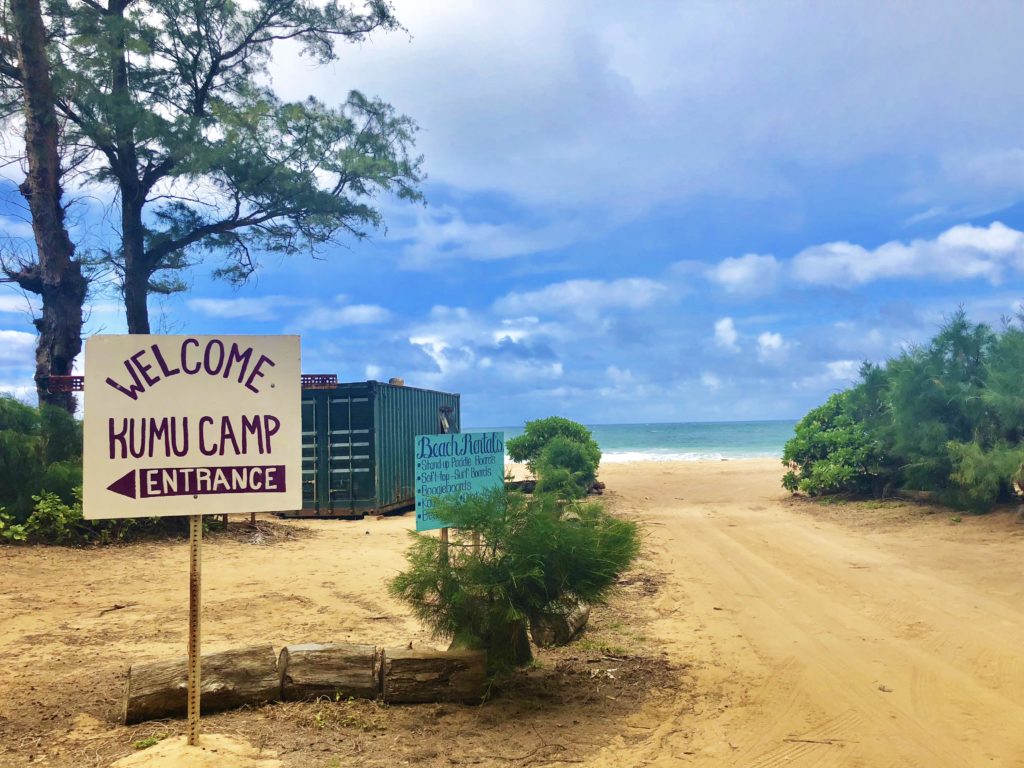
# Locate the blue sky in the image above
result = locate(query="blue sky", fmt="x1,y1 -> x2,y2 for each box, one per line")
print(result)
2,1 -> 1024,426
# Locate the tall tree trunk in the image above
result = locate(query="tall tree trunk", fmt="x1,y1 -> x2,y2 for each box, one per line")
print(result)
10,0 -> 87,413
122,198 -> 150,334
109,0 -> 150,335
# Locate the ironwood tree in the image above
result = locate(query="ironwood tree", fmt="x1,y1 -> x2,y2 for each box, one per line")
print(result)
782,309 -> 1024,511
0,0 -> 88,412
390,488 -> 640,673
0,0 -> 422,334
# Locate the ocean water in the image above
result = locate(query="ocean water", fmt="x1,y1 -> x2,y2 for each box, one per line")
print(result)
469,420 -> 796,462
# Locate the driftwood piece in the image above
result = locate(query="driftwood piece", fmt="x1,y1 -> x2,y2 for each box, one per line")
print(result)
278,643 -> 382,701
382,648 -> 487,703
897,489 -> 937,502
122,644 -> 279,724
506,479 -> 536,494
530,602 -> 591,647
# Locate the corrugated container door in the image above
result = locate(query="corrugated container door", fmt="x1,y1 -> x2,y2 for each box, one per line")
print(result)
326,387 -> 375,515
373,383 -> 462,511
300,394 -> 318,511
349,389 -> 376,506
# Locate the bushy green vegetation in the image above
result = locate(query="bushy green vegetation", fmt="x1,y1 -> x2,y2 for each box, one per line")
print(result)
0,396 -> 189,544
0,396 -> 82,522
507,417 -> 601,471
783,310 -> 1024,511
534,436 -> 599,499
390,487 -> 639,674
507,416 -> 602,497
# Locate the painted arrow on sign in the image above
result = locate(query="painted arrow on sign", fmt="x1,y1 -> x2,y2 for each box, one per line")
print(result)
106,465 -> 287,499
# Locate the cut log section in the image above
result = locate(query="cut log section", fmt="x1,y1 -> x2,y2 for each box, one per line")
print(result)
122,644 -> 279,725
278,643 -> 382,701
530,602 -> 591,647
382,648 -> 487,704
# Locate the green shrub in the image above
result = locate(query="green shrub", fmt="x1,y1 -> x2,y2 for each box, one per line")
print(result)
14,488 -> 175,545
534,436 -> 597,498
946,441 -> 1024,512
24,490 -> 85,544
0,397 -> 82,522
0,508 -> 27,542
506,416 -> 601,474
784,310 -> 1024,511
390,487 -> 639,674
0,398 -> 200,544
781,390 -> 886,496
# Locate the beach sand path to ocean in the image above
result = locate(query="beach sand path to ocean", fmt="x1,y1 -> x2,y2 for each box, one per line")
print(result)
1,459 -> 1023,767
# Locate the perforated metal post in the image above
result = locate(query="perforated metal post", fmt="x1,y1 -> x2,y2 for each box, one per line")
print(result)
187,514 -> 202,746
440,526 -> 449,564
439,414 -> 451,564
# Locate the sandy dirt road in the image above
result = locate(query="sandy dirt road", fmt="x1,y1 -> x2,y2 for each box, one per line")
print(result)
592,460 -> 1024,768
1,459 -> 1023,766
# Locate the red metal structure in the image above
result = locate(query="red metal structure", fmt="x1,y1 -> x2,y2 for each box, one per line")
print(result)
44,374 -> 338,393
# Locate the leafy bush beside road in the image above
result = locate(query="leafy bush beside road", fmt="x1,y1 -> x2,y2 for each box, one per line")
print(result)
507,416 -> 601,473
783,310 -> 1024,511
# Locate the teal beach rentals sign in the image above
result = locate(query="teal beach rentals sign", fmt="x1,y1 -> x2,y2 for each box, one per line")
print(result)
414,431 -> 505,532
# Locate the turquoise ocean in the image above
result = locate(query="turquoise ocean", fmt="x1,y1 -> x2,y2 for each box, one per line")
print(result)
469,420 -> 797,462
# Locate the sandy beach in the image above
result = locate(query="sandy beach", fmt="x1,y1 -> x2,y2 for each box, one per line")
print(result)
2,458 -> 1023,767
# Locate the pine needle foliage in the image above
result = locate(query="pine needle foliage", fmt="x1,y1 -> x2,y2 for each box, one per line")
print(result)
783,309 -> 1024,511
534,436 -> 598,498
389,487 -> 639,674
0,0 -> 424,333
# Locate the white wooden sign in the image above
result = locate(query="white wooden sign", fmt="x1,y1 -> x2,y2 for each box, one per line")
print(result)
83,335 -> 301,519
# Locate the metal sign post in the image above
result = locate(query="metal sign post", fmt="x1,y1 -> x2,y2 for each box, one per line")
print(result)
439,525 -> 449,564
187,514 -> 203,745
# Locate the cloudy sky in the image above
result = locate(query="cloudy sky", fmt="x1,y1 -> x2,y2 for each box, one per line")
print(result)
3,0 -> 1024,426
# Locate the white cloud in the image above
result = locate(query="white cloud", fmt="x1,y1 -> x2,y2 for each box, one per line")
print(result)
826,360 -> 860,380
909,147 -> 1024,215
0,382 -> 34,401
398,304 -> 578,391
288,294 -> 391,331
0,295 -> 38,315
393,204 -> 584,268
757,331 -> 785,362
700,371 -> 722,391
0,217 -> 34,239
501,359 -> 563,381
606,365 -> 634,386
795,359 -> 861,390
298,303 -> 391,331
706,253 -> 780,294
792,221 -> 1024,287
714,317 -> 739,352
493,278 -> 666,317
270,1 -> 1024,218
408,333 -> 474,383
186,296 -> 304,321
0,329 -> 35,364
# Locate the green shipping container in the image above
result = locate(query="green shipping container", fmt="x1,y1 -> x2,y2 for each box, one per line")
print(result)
293,380 -> 460,518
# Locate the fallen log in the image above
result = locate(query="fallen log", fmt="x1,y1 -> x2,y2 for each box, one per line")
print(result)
530,602 -> 591,647
122,644 -> 279,724
382,648 -> 487,703
278,643 -> 382,701
896,489 -> 937,503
